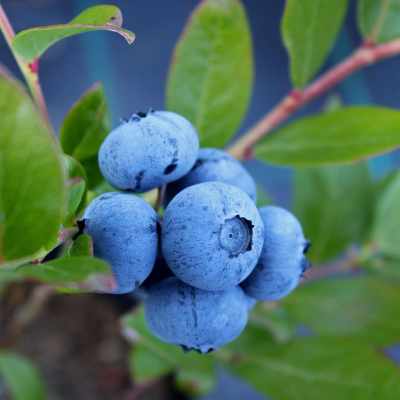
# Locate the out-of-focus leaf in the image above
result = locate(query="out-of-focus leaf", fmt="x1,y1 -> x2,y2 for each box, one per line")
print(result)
294,163 -> 374,262
227,335 -> 400,400
123,308 -> 215,396
166,0 -> 253,148
256,107 -> 400,166
358,0 -> 400,43
282,276 -> 400,345
63,155 -> 87,225
372,172 -> 400,258
223,274 -> 400,399
12,5 -> 135,62
0,72 -> 64,266
281,0 -> 348,87
256,186 -> 271,208
0,352 -> 46,400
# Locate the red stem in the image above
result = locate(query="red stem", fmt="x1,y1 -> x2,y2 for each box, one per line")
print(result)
229,39 -> 400,159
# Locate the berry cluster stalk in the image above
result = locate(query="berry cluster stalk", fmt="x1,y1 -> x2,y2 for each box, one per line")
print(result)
228,39 -> 400,160
0,4 -> 50,128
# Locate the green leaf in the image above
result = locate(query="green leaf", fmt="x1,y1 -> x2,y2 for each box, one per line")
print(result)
18,256 -> 112,292
294,163 -> 374,262
63,155 -> 87,226
81,157 -> 105,189
61,83 -> 109,162
228,336 -> 400,400
282,0 -> 348,88
256,107 -> 400,166
66,234 -> 93,257
123,309 -> 215,396
0,73 -> 65,266
372,172 -> 400,258
166,0 -> 253,148
12,5 -> 135,62
224,276 -> 400,399
282,276 -> 400,344
358,0 -> 400,43
0,352 -> 46,400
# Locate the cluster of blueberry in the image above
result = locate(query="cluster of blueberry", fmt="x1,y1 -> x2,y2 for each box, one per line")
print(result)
83,110 -> 310,353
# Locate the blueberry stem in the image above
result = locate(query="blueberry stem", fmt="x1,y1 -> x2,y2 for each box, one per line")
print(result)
155,184 -> 167,212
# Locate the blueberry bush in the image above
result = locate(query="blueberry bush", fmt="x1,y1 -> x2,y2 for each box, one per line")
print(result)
1,1 -> 400,399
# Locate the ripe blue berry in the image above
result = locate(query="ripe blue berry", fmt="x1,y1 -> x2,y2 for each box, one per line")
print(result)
144,277 -> 248,353
165,148 -> 257,204
241,206 -> 310,301
99,110 -> 199,192
162,182 -> 264,291
83,192 -> 158,294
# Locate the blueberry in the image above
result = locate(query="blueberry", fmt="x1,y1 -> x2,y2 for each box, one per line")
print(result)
165,148 -> 257,204
83,192 -> 158,294
162,182 -> 264,291
241,206 -> 310,301
99,110 -> 199,192
144,277 -> 248,352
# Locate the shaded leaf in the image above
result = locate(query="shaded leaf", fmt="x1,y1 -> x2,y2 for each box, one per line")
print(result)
256,107 -> 400,166
13,5 -> 135,62
0,352 -> 46,400
358,0 -> 400,43
66,234 -> 93,257
61,83 -> 109,162
166,0 -> 253,147
0,72 -> 64,266
372,172 -> 400,258
294,163 -> 374,262
63,155 -> 87,225
282,0 -> 348,87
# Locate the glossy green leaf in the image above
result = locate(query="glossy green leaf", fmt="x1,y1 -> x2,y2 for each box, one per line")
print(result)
372,172 -> 400,257
123,309 -> 215,396
166,0 -> 253,147
63,155 -> 87,225
256,107 -> 400,166
12,5 -> 135,62
0,352 -> 46,400
294,163 -> 374,262
0,73 -> 65,266
358,0 -> 400,43
18,256 -> 111,291
66,234 -> 93,257
282,0 -> 348,87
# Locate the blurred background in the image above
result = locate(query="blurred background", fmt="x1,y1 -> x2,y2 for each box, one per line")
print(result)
2,0 -> 400,206
1,1 -> 400,399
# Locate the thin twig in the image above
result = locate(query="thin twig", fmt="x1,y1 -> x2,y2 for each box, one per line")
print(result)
228,39 -> 400,159
0,4 -> 51,127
